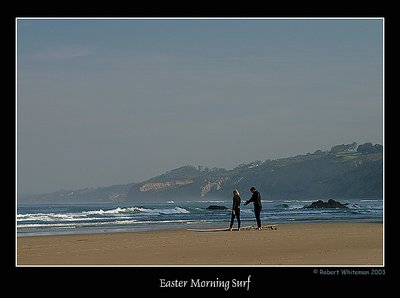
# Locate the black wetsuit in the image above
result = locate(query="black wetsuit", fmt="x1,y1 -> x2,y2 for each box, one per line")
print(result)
245,190 -> 262,228
229,195 -> 241,229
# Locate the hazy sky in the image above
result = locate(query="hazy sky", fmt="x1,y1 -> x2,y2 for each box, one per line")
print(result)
17,18 -> 384,194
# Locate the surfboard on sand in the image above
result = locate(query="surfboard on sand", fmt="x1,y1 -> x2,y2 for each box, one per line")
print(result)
187,224 -> 278,232
186,227 -> 229,232
240,224 -> 278,231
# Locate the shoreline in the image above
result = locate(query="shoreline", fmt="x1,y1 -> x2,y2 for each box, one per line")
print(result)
17,222 -> 384,266
17,219 -> 383,238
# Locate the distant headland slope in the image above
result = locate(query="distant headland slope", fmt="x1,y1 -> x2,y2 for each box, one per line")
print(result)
19,142 -> 383,203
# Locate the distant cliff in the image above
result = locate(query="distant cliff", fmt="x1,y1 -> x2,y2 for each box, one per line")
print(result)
20,142 -> 383,203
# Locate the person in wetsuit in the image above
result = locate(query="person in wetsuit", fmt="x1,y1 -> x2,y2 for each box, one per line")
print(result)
229,189 -> 241,231
244,186 -> 262,229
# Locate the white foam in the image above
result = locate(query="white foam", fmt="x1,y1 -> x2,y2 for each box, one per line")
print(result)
18,206 -> 192,225
17,212 -> 90,222
81,206 -> 190,216
287,205 -> 304,210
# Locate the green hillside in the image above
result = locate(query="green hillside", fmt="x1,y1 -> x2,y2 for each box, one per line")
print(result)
20,142 -> 383,203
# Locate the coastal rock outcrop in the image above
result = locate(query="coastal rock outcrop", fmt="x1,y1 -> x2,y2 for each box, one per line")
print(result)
305,199 -> 348,209
206,205 -> 228,210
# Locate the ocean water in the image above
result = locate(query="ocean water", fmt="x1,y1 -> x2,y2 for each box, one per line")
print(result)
17,198 -> 383,236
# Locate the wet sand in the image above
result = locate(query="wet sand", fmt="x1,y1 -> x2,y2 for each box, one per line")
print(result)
17,222 -> 383,266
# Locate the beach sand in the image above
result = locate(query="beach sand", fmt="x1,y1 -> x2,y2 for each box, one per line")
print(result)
17,222 -> 383,266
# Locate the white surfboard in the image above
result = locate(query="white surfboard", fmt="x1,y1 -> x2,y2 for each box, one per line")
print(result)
240,224 -> 278,231
187,224 -> 278,232
186,227 -> 229,232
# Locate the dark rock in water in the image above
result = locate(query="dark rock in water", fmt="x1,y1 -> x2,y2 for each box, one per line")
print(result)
305,199 -> 348,209
206,205 -> 228,210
